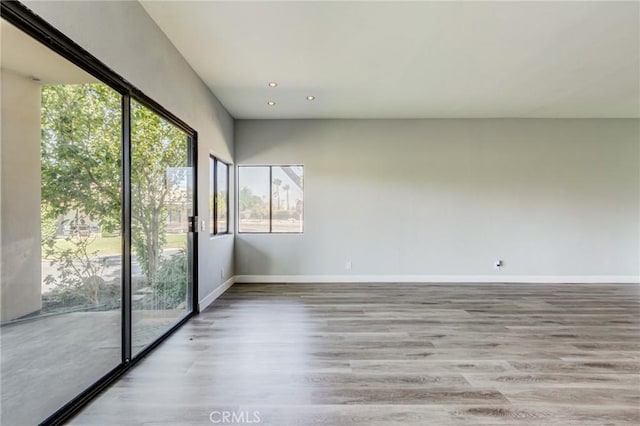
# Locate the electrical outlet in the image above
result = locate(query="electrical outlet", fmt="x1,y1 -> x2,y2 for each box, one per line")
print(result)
345,260 -> 352,270
494,260 -> 504,270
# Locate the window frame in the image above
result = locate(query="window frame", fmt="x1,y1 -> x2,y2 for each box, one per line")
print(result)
210,155 -> 230,236
237,164 -> 304,234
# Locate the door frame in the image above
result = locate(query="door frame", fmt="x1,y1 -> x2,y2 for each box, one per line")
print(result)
0,1 -> 199,424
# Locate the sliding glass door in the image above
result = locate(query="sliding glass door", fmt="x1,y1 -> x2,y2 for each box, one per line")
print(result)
130,100 -> 194,355
0,7 -> 197,424
0,19 -> 124,425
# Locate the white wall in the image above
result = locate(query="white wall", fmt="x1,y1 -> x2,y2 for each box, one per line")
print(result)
235,119 -> 640,282
24,0 -> 235,305
0,70 -> 42,320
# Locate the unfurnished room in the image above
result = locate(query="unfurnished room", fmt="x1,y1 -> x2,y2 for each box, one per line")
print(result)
0,1 -> 639,425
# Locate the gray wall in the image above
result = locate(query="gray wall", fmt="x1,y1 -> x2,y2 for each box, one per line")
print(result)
24,0 -> 235,303
0,70 -> 42,320
235,119 -> 640,280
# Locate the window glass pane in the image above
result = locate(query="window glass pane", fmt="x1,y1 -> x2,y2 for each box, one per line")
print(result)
238,167 -> 270,232
214,157 -> 216,234
272,166 -> 304,233
130,100 -> 191,356
216,160 -> 229,233
1,20 -> 122,425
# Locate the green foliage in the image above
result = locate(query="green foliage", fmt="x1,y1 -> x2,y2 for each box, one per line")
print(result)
42,217 -> 108,306
153,249 -> 187,309
239,186 -> 268,218
40,84 -> 189,293
130,100 -> 187,285
217,190 -> 228,219
41,203 -> 58,241
41,84 -> 122,233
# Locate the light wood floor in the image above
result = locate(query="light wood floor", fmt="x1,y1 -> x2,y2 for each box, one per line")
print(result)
71,283 -> 640,425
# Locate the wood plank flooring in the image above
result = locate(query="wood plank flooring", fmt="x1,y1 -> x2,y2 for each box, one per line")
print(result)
70,283 -> 640,425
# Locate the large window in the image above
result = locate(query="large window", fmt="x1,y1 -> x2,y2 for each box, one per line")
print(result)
238,165 -> 304,233
210,156 -> 230,235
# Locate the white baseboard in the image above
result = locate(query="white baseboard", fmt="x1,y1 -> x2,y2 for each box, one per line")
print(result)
234,274 -> 640,284
198,276 -> 236,312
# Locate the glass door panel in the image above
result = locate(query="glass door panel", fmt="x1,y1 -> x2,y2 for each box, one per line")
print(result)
1,10 -> 198,423
130,100 -> 193,356
0,20 -> 123,425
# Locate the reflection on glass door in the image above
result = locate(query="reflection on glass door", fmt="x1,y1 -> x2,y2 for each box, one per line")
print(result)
1,20 -> 123,425
130,100 -> 193,355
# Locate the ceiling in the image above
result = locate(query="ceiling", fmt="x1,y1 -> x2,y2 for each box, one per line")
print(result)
141,1 -> 640,119
1,19 -> 96,85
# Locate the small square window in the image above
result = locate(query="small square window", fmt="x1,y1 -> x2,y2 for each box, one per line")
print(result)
238,165 -> 304,233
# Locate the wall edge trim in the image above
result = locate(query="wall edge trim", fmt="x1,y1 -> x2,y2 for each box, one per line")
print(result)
198,276 -> 236,311
233,275 -> 640,284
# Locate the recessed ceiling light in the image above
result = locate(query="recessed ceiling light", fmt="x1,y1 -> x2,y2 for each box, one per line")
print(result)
267,101 -> 276,106
306,95 -> 315,101
268,82 -> 278,87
